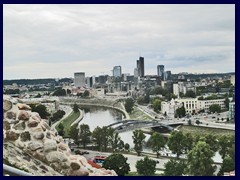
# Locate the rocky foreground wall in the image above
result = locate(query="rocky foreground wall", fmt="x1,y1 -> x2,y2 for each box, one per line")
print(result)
3,95 -> 117,176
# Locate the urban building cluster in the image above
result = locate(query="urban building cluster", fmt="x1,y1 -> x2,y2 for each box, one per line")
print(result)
3,56 -> 235,120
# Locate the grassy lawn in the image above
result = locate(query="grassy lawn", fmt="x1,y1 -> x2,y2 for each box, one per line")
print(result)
56,111 -> 80,136
178,125 -> 235,136
129,106 -> 153,120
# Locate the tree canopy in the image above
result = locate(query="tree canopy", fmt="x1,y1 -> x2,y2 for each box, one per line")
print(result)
132,130 -> 146,156
136,156 -> 157,176
185,141 -> 216,176
102,153 -> 130,176
147,132 -> 166,158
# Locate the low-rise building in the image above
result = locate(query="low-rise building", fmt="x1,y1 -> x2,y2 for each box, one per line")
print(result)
161,98 -> 182,118
229,102 -> 235,120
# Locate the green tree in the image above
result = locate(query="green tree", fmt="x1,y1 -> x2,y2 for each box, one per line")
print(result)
167,131 -> 186,158
152,99 -> 162,112
83,90 -> 90,97
58,122 -> 65,136
185,90 -> 196,98
224,97 -> 230,110
204,134 -> 219,152
132,130 -> 146,156
185,141 -> 216,176
109,130 -> 121,152
218,156 -> 235,176
92,126 -> 103,151
136,156 -> 157,176
209,104 -> 221,113
66,89 -> 71,94
164,159 -> 186,176
148,132 -> 166,158
79,124 -> 91,149
118,140 -> 125,150
176,105 -> 186,118
125,98 -> 134,113
102,153 -> 130,176
69,124 -> 79,145
124,143 -> 130,151
73,103 -> 79,112
52,89 -> 66,96
137,96 -> 145,105
30,104 -> 50,119
218,135 -> 234,160
195,120 -> 200,125
92,126 -> 112,152
184,133 -> 194,153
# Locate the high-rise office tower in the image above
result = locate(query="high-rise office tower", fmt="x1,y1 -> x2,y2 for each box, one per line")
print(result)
137,56 -> 144,77
74,72 -> 85,87
157,65 -> 165,80
165,70 -> 172,80
113,66 -> 122,77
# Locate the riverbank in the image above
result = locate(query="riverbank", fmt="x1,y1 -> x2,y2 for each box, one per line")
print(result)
178,125 -> 235,136
129,106 -> 153,120
56,110 -> 80,136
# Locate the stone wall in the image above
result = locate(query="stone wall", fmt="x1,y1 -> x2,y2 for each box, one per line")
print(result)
3,95 -> 117,176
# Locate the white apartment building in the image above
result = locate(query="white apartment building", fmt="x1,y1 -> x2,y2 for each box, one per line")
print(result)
198,99 -> 225,112
230,75 -> 235,86
175,97 -> 226,114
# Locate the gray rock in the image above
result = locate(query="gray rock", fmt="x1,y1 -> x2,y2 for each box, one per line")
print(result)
46,151 -> 67,163
40,121 -> 50,131
70,161 -> 80,170
40,165 -> 49,172
46,131 -> 51,139
44,139 -> 57,153
28,119 -> 39,128
17,103 -> 31,110
20,131 -> 31,142
5,131 -> 20,141
27,141 -> 43,151
18,110 -> 30,121
33,132 -> 44,140
3,121 -> 11,130
4,99 -> 12,111
6,111 -> 16,120
13,121 -> 26,131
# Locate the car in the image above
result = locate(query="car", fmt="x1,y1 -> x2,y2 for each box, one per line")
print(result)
75,150 -> 84,155
83,151 -> 89,154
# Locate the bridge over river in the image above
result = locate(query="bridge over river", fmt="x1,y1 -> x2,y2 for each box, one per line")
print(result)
107,120 -> 184,133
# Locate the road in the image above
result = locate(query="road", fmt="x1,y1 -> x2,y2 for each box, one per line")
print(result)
51,105 -> 72,129
136,105 -> 235,130
74,149 -> 221,175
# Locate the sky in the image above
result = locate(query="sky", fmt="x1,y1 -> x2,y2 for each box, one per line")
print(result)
3,4 -> 235,80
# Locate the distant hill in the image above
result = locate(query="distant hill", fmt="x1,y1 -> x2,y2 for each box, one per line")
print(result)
3,78 -> 73,86
171,72 -> 235,80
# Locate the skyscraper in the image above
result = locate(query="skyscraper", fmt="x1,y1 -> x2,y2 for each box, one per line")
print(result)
113,66 -> 122,77
157,65 -> 165,80
137,56 -> 144,77
74,72 -> 85,87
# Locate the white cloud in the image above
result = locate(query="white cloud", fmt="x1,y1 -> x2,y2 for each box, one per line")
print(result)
3,4 -> 235,79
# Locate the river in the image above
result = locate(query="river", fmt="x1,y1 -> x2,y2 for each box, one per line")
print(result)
78,107 -> 222,163
79,107 -> 150,148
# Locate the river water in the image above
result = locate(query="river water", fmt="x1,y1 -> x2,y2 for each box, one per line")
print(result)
79,107 -> 222,163
79,107 -> 151,148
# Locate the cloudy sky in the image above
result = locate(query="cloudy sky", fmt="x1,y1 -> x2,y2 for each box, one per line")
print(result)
3,4 -> 235,80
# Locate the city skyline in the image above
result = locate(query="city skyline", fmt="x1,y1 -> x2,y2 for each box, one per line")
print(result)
3,4 -> 235,80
